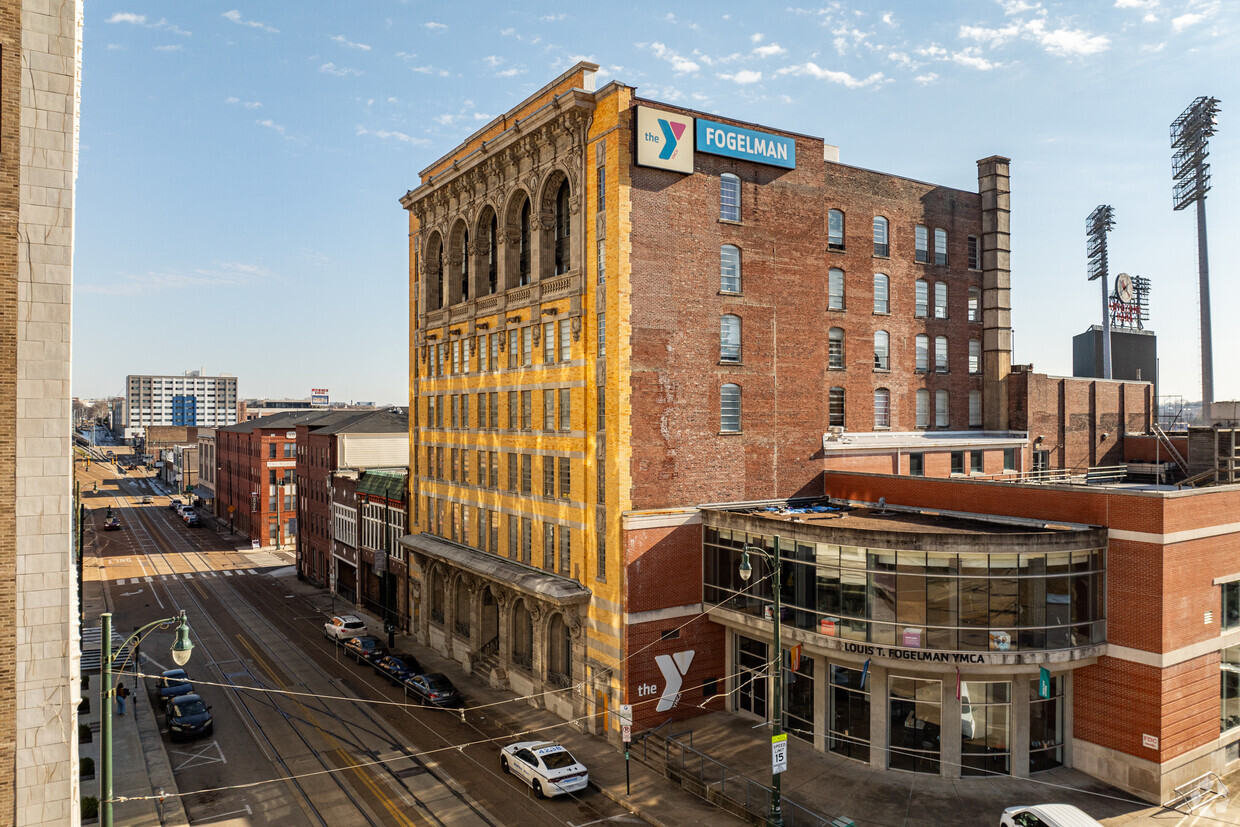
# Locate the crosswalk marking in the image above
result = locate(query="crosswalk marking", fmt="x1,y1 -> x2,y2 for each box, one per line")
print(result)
223,570 -> 233,576
144,576 -> 152,582
246,569 -> 257,575
183,573 -> 193,579
117,569 -> 264,585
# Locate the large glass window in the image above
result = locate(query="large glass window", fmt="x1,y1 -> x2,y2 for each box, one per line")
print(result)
874,274 -> 889,314
873,216 -> 889,257
969,339 -> 982,374
936,390 -> 949,429
889,676 -> 941,773
915,225 -> 929,264
737,636 -> 768,719
828,209 -> 845,251
968,235 -> 980,270
828,268 -> 845,310
935,336 -> 949,373
828,387 -> 845,427
874,388 -> 891,428
934,282 -> 948,319
721,245 -> 741,293
829,665 -> 870,762
785,655 -> 814,743
915,335 -> 929,372
915,279 -> 929,318
1030,674 -> 1064,772
554,180 -> 571,275
721,315 -> 741,362
828,328 -> 845,370
968,287 -> 981,322
874,331 -> 890,371
961,681 -> 1011,776
720,173 -> 741,221
1225,646 -> 1240,733
970,391 -> 982,428
916,389 -> 929,428
934,228 -> 948,266
1224,582 -> 1240,630
721,384 -> 741,433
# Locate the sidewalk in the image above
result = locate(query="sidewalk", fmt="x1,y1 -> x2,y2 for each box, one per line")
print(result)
277,571 -> 742,827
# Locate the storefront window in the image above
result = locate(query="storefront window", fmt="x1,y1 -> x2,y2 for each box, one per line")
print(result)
960,681 -> 1011,776
785,655 -> 815,743
1030,674 -> 1064,772
737,636 -> 768,720
829,665 -> 869,762
1222,646 -> 1240,734
889,676 -> 941,773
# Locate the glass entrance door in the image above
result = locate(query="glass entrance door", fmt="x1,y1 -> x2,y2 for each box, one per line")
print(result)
736,635 -> 768,719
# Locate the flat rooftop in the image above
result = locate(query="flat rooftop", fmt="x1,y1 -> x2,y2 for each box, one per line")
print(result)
711,500 -> 1084,536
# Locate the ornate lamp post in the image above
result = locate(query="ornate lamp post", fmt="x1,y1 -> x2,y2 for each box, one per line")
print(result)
739,539 -> 784,827
100,610 -> 193,827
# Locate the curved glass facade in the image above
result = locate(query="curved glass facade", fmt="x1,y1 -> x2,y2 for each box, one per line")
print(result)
704,526 -> 1106,652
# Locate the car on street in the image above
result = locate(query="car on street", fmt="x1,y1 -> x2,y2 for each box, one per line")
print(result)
1000,804 -> 1104,827
103,517 -> 121,531
166,694 -> 213,741
403,672 -> 463,708
373,654 -> 422,685
499,741 -> 588,798
138,495 -> 153,504
342,635 -> 387,664
324,615 -> 367,642
184,513 -> 200,528
156,669 -> 194,708
168,498 -> 183,511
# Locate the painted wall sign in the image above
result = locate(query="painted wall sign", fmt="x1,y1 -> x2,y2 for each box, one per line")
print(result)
697,118 -> 796,169
635,106 -> 694,174
635,649 -> 696,712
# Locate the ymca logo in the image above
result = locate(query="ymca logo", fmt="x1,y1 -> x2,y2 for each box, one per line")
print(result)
656,118 -> 686,160
637,650 -> 694,712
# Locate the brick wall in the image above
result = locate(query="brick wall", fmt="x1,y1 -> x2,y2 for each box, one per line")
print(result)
625,102 -> 987,510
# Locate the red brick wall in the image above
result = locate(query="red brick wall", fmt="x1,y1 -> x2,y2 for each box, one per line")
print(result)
625,616 -> 726,731
1008,372 -> 1152,470
1125,435 -> 1187,463
625,101 -> 985,510
624,523 -> 704,613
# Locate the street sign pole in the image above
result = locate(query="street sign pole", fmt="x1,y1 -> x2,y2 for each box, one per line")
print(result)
620,703 -> 633,795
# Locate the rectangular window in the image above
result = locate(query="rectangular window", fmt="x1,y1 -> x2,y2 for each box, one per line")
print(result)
559,527 -> 571,575
508,329 -> 519,368
934,282 -> 948,319
269,443 -> 276,459
597,453 -> 606,504
968,289 -> 981,323
507,452 -> 518,491
452,339 -> 460,373
437,394 -> 445,428
909,453 -> 924,477
597,532 -> 607,580
597,387 -> 606,430
915,225 -> 930,264
477,393 -> 488,430
1003,448 -> 1016,473
969,390 -> 982,428
489,512 -> 499,554
521,454 -> 532,494
449,448 -> 458,482
596,163 -> 606,214
597,314 -> 606,360
521,518 -> 532,563
543,322 -> 555,364
934,228 -> 948,266
544,523 -> 556,569
951,451 -> 965,475
560,388 -> 571,430
477,508 -> 488,551
451,395 -> 459,429
506,391 -> 518,429
828,210 -> 845,250
543,390 -> 554,430
969,340 -> 982,374
935,337 -> 949,373
873,275 -> 889,314
1224,582 -> 1240,630
1222,645 -> 1240,733
559,456 -> 571,499
490,333 -> 499,370
508,515 -> 518,558
968,235 -> 980,270
936,390 -> 949,428
489,392 -> 499,429
971,451 -> 983,475
828,269 -> 845,310
523,326 -> 533,367
521,390 -> 532,430
436,447 -> 444,480
597,238 -> 606,284
559,319 -> 571,362
721,385 -> 741,433
543,457 -> 556,497
489,451 -> 499,489
476,452 -> 484,487
283,442 -> 294,458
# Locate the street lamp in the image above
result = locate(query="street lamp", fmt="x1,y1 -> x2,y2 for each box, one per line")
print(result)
100,610 -> 193,827
738,539 -> 784,827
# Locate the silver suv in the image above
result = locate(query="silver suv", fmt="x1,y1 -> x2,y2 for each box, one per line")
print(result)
324,615 -> 367,642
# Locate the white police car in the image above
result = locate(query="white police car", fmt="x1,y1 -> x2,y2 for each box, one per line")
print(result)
499,740 -> 589,798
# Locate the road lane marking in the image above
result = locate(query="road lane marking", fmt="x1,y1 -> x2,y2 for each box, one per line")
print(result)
120,590 -> 143,597
246,569 -> 257,574
144,576 -> 153,582
169,741 -> 226,771
223,570 -> 233,576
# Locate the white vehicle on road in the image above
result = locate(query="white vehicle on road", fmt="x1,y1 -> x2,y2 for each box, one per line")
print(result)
1000,804 -> 1104,827
323,615 -> 367,642
500,741 -> 588,798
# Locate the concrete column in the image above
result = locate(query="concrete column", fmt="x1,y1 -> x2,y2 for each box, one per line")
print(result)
978,156 -> 1012,431
941,675 -> 962,779
813,654 -> 828,753
869,665 -> 889,771
1013,674 -> 1031,779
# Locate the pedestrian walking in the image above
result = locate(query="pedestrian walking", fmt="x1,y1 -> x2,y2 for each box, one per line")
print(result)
116,682 -> 129,715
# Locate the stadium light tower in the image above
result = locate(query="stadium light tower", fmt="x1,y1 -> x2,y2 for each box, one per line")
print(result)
1086,205 -> 1115,380
1170,96 -> 1221,410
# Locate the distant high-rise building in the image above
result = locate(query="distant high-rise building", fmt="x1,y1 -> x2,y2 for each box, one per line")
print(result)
124,371 -> 239,434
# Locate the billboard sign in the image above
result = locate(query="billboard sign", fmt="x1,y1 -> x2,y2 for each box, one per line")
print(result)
635,106 -> 694,174
697,118 -> 796,169
311,389 -> 330,407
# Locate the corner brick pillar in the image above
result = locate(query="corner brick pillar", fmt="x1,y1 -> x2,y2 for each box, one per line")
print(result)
978,156 -> 1012,431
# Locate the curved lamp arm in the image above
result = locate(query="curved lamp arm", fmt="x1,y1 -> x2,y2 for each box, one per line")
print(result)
108,610 -> 194,686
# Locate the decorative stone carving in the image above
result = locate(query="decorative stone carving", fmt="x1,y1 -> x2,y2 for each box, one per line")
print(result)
571,316 -> 582,341
532,325 -> 542,346
537,211 -> 556,232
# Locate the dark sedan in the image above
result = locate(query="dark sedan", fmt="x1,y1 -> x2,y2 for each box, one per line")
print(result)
373,654 -> 423,686
103,517 -> 121,531
342,635 -> 387,664
167,694 -> 213,741
403,672 -> 464,708
156,669 -> 194,708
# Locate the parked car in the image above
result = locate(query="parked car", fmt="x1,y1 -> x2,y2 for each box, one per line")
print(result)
103,517 -> 121,531
166,694 -> 213,741
168,498 -> 183,511
373,654 -> 423,686
500,741 -> 588,798
184,513 -> 200,528
403,672 -> 463,708
1000,804 -> 1104,827
324,615 -> 367,642
156,669 -> 194,708
342,635 -> 387,664
138,495 -> 153,504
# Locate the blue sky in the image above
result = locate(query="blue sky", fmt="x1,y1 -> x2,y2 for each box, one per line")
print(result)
74,1 -> 1237,407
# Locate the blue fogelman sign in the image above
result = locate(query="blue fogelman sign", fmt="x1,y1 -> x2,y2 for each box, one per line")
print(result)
696,118 -> 796,169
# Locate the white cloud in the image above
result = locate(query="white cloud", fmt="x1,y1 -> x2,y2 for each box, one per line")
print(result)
257,119 -> 286,135
79,262 -> 274,296
153,19 -> 190,36
496,67 -> 522,78
643,85 -> 685,102
395,51 -> 417,61
914,73 -> 938,84
484,55 -> 504,68
106,43 -> 124,51
999,0 -> 1043,14
222,10 -> 278,34
1024,18 -> 1110,56
410,65 -> 450,77
226,97 -> 263,109
753,43 -> 787,58
1115,0 -> 1159,8
751,32 -> 765,43
1144,12 -> 1159,22
775,62 -> 885,88
154,44 -> 182,51
916,43 -> 948,58
331,35 -> 371,51
320,62 -> 362,77
959,22 -> 1022,47
1171,12 -> 1205,31
424,21 -> 447,31
951,49 -> 999,70
107,12 -> 146,25
881,12 -> 895,26
720,70 -> 763,84
640,41 -> 700,74
541,13 -> 566,21
356,125 -> 431,146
